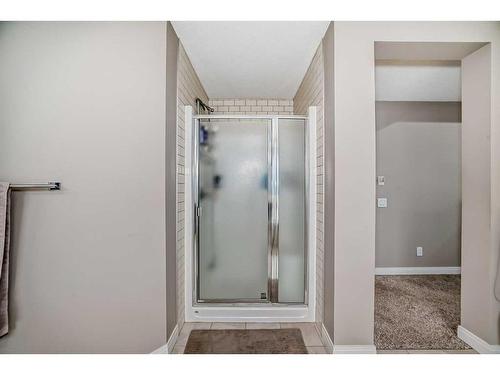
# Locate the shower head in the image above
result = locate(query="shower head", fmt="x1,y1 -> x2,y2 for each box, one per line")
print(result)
196,98 -> 214,114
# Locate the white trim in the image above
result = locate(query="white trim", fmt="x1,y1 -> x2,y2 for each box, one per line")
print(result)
457,326 -> 500,354
188,305 -> 312,322
307,106 -> 317,321
167,324 -> 180,354
320,323 -> 334,354
333,345 -> 377,354
151,324 -> 179,354
151,344 -> 168,354
375,267 -> 461,275
193,114 -> 308,120
184,105 -> 194,321
184,106 -> 317,322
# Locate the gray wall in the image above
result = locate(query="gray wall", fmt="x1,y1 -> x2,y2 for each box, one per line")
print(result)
0,22 -> 169,353
332,21 -> 500,348
461,44 -> 500,345
376,101 -> 461,268
333,22 -> 376,346
165,21 -> 179,342
322,22 -> 335,340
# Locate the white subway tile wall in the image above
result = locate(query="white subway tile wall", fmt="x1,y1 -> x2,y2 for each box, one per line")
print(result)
293,43 -> 324,325
209,98 -> 294,115
176,44 -> 209,327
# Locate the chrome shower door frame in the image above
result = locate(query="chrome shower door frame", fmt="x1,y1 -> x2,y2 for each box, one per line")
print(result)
192,114 -> 308,305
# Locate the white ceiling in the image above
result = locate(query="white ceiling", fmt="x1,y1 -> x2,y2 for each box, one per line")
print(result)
171,21 -> 330,99
375,42 -> 487,61
376,62 -> 462,101
374,42 -> 487,102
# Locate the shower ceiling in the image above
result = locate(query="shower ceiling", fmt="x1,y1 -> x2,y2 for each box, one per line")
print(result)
171,21 -> 330,99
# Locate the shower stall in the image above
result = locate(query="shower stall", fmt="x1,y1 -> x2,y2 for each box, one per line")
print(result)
184,107 -> 316,322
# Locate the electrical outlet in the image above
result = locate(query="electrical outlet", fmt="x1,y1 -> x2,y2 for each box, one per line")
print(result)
416,247 -> 423,257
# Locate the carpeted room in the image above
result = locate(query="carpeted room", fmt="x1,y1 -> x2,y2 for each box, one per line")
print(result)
374,275 -> 470,351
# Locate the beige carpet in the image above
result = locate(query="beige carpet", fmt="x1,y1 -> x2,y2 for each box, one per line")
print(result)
184,328 -> 308,354
375,275 -> 470,350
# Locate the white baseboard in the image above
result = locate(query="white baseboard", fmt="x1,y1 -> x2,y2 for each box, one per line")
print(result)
151,324 -> 179,354
151,343 -> 168,354
375,267 -> 461,275
333,345 -> 377,354
320,323 -> 334,354
319,323 -> 376,354
167,324 -> 180,354
457,325 -> 500,354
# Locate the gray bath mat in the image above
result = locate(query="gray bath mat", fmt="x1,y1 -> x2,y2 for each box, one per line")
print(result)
184,328 -> 308,354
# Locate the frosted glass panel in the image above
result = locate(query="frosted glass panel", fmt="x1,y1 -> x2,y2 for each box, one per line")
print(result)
198,119 -> 270,301
278,119 -> 306,303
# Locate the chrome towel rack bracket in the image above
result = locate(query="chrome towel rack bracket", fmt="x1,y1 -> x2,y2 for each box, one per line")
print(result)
10,182 -> 61,191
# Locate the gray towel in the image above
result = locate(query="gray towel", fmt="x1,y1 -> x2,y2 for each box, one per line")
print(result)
0,182 -> 11,337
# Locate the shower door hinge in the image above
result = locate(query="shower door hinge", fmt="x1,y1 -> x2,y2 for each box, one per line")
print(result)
196,205 -> 202,217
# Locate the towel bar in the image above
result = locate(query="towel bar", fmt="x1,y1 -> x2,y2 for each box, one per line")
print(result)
10,182 -> 61,191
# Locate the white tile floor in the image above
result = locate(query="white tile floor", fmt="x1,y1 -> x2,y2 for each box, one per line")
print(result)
172,322 -> 328,354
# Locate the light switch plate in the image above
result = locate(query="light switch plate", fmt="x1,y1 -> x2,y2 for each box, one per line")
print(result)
377,176 -> 385,185
377,198 -> 388,208
417,247 -> 423,257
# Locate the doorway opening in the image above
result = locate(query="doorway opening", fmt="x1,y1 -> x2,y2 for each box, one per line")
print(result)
373,41 -> 488,352
170,21 -> 329,354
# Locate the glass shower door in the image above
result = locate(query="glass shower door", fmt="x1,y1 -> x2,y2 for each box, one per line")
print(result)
277,119 -> 306,303
197,119 -> 270,302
